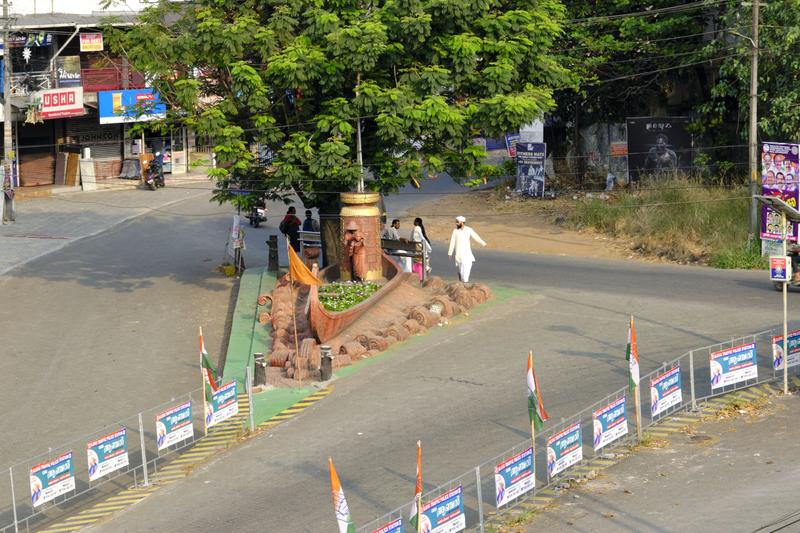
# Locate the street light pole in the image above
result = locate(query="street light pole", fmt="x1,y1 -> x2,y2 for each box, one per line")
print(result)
2,0 -> 14,224
748,1 -> 760,243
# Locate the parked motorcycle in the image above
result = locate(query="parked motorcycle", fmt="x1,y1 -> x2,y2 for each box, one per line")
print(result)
144,153 -> 165,190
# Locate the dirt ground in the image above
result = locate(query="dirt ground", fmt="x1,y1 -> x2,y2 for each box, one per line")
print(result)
399,190 -> 633,261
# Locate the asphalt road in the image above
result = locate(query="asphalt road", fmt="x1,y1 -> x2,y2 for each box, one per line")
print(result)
87,238 -> 794,532
0,189 -> 280,470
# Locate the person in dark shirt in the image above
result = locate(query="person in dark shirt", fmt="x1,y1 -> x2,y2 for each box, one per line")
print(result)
302,209 -> 319,232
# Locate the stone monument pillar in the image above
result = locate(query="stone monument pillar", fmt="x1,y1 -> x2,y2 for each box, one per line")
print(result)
340,192 -> 382,281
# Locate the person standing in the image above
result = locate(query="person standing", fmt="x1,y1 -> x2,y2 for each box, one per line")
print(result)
383,219 -> 412,272
448,215 -> 486,283
280,206 -> 302,252
410,217 -> 432,280
302,209 -> 320,232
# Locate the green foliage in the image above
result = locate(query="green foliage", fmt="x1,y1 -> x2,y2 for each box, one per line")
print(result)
318,281 -> 380,312
108,0 -> 571,212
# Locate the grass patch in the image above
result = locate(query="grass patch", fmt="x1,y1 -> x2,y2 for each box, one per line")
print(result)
570,181 -> 766,268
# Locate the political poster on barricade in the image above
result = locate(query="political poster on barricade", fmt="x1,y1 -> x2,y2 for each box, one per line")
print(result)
30,451 -> 75,507
515,142 -> 546,197
156,401 -> 193,451
593,396 -> 628,451
546,422 -> 582,479
761,142 -> 800,242
205,381 -> 238,430
87,428 -> 129,482
419,485 -> 466,533
710,342 -> 758,390
371,517 -> 403,533
494,447 -> 534,507
772,330 -> 800,370
650,366 -> 682,417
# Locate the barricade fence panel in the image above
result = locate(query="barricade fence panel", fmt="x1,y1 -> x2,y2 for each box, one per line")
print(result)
357,325 -> 800,533
3,326 -> 797,533
0,384 -> 250,533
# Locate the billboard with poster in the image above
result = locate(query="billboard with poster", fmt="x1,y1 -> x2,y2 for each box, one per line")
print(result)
516,142 -> 546,197
626,117 -> 691,182
761,142 -> 799,242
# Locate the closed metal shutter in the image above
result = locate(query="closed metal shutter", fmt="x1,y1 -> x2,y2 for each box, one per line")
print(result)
18,122 -> 55,186
65,118 -> 123,160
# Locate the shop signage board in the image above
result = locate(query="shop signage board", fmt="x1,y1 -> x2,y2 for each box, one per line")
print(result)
79,33 -> 104,52
98,89 -> 166,124
39,87 -> 85,119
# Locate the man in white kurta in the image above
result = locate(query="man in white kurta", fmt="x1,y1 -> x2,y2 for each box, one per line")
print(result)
448,216 -> 486,283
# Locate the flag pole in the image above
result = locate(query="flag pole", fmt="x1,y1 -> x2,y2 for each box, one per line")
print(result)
287,240 -> 301,358
416,440 -> 422,533
200,326 -> 208,437
631,316 -> 642,441
529,351 -> 536,469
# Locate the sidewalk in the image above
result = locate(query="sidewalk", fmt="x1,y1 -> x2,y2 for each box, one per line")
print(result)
524,392 -> 800,533
0,174 -> 211,275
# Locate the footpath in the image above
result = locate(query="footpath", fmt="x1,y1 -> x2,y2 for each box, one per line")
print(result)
518,388 -> 800,533
0,174 -> 210,275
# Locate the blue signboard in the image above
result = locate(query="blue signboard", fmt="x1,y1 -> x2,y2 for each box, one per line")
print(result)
593,396 -> 628,451
710,342 -> 758,390
772,330 -> 800,370
98,88 -> 166,124
370,517 -> 402,533
546,423 -> 583,479
420,485 -> 466,533
650,366 -> 682,417
494,447 -> 534,507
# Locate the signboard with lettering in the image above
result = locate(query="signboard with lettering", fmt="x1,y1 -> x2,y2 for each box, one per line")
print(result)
56,56 -> 82,88
420,485 -> 466,533
650,366 -> 682,417
546,423 -> 583,479
79,33 -> 104,52
98,89 -> 166,124
494,447 -> 534,507
710,342 -> 758,389
516,142 -> 546,197
87,428 -> 129,482
155,401 -> 193,451
30,452 -> 75,507
592,396 -> 628,451
205,381 -> 238,429
38,87 -> 84,119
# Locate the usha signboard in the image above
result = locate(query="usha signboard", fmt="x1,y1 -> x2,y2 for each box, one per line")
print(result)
39,88 -> 85,119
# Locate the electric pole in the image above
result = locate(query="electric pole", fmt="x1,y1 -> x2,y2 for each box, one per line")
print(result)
2,0 -> 14,224
748,1 -> 759,243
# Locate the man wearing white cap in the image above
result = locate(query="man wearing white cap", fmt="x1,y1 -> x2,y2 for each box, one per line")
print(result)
448,215 -> 487,283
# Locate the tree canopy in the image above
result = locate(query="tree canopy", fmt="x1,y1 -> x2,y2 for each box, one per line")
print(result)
109,0 -> 574,212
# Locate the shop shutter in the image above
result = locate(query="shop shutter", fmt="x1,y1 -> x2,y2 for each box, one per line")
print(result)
65,118 -> 123,160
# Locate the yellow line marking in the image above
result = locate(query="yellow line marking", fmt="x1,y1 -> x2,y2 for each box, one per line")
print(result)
64,513 -> 112,522
85,502 -> 139,511
38,527 -> 86,533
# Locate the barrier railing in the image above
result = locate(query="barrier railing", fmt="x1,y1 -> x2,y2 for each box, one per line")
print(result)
0,367 -> 255,533
357,326 -> 790,532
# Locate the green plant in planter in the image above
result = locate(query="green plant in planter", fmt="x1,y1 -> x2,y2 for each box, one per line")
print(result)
318,281 -> 380,312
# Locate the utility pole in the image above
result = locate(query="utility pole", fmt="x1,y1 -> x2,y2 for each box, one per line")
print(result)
748,1 -> 760,243
355,72 -> 364,193
2,0 -> 14,224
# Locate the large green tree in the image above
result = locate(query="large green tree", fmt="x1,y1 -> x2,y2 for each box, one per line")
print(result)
109,0 -> 573,262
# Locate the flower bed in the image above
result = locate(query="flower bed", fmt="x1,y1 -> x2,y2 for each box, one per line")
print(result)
318,281 -> 380,312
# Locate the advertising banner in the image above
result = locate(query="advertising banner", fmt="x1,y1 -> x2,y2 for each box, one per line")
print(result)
87,428 -> 129,482
593,396 -> 628,451
79,33 -> 104,52
56,56 -> 81,88
710,342 -> 758,389
205,381 -> 238,429
626,117 -> 691,182
371,517 -> 403,533
494,447 -> 534,507
156,401 -> 193,450
546,422 -> 582,479
420,485 -> 466,533
770,256 -> 791,282
39,87 -> 85,119
650,366 -> 682,417
516,142 -> 546,197
7,32 -> 53,48
505,133 -> 520,158
772,330 -> 800,370
761,142 -> 800,242
98,89 -> 167,124
30,451 -> 75,507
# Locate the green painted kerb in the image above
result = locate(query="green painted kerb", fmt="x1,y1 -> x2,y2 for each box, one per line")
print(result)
223,267 -> 276,390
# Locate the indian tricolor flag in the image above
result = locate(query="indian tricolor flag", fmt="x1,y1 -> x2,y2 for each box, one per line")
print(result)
627,316 -> 640,392
526,352 -> 549,432
328,457 -> 355,533
409,440 -> 422,532
199,327 -> 218,391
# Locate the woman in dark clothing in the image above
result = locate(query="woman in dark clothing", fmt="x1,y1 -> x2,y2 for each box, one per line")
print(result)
281,206 -> 302,251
